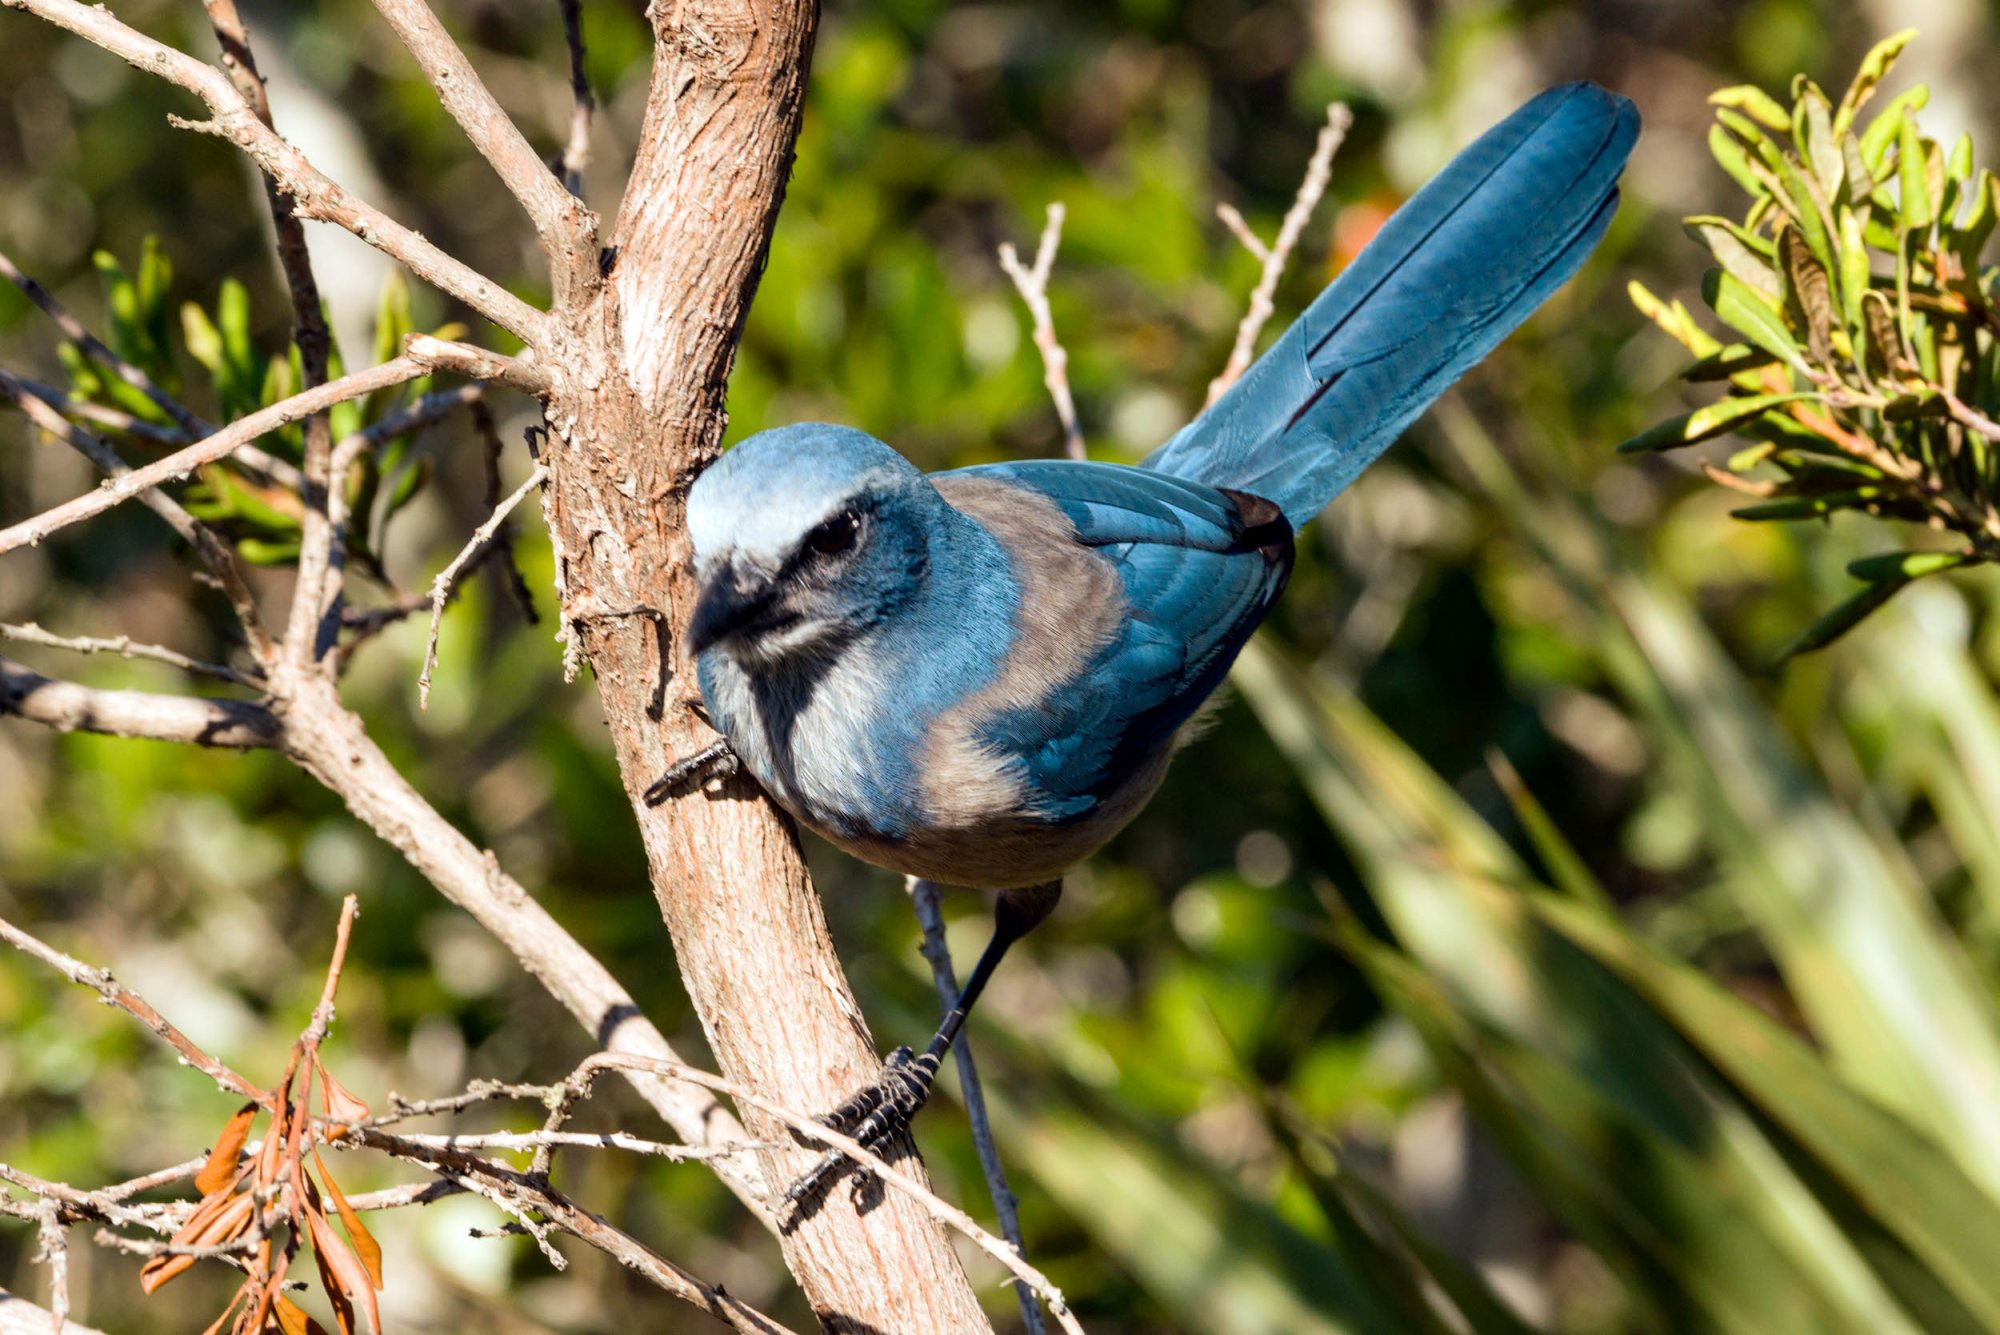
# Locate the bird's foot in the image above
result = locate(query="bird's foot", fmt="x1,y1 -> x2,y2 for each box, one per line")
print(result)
643,740 -> 740,805
783,1045 -> 940,1207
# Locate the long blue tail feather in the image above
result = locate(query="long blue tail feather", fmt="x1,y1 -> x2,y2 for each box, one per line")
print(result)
1142,82 -> 1640,526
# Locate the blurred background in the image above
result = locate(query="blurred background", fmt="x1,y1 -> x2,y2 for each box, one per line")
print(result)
5,0 -> 2000,1330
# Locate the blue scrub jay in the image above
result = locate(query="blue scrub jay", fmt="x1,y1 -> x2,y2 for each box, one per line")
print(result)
658,83 -> 1638,1199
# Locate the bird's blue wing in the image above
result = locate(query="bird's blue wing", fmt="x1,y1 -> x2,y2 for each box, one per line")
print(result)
1144,82 -> 1639,526
938,459 -> 1291,817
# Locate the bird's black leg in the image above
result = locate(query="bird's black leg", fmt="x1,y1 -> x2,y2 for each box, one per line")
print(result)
784,879 -> 1062,1207
643,739 -> 741,805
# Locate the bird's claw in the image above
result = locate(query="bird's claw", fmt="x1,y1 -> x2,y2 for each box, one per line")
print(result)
783,1045 -> 939,1207
643,740 -> 740,805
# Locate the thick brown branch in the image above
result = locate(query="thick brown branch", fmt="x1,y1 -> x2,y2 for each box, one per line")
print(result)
271,673 -> 769,1217
0,1286 -> 106,1335
7,0 -> 550,344
1,654 -> 279,751
369,0 -> 597,304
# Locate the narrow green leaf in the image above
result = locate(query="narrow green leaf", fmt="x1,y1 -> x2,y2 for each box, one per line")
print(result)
1731,488 -> 1881,520
1712,84 -> 1792,131
1860,87 -> 1929,172
1845,550 -> 1972,581
1710,123 -> 1766,197
1618,392 -> 1818,454
1834,28 -> 1917,139
1703,267 -> 1811,372
1629,279 -> 1723,358
181,302 -> 223,374
1800,83 -> 1842,199
1898,117 -> 1936,231
1687,215 -> 1781,297
1838,206 -> 1870,328
1686,342 -> 1776,381
1779,576 -> 1912,658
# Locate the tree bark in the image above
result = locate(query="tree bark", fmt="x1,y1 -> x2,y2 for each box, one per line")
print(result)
540,1 -> 992,1328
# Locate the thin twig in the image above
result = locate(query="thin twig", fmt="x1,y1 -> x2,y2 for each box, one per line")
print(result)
0,912 -> 266,1101
0,248 -> 205,439
998,203 -> 1086,461
10,0 -> 552,344
32,1199 -> 68,1334
418,463 -> 549,707
1207,102 -> 1351,407
0,356 -> 434,556
199,0 -> 341,675
0,368 -> 276,660
368,0 -> 597,303
0,252 -> 301,489
0,622 -> 259,687
568,1053 -> 1088,1335
556,0 -> 594,197
907,877 -> 1046,1334
377,1130 -> 776,1161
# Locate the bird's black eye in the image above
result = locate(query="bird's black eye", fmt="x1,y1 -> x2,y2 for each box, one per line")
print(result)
804,510 -> 861,558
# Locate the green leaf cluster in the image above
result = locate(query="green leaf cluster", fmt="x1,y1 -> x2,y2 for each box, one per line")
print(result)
1627,31 -> 2000,655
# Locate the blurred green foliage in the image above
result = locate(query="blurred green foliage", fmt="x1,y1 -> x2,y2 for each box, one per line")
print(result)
8,1 -> 2000,1332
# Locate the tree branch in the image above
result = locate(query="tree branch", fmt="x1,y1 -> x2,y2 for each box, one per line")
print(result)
1,654 -> 280,750
1206,102 -> 1350,406
0,1287 -> 106,1335
418,462 -> 548,707
0,622 -> 257,686
368,0 -> 597,304
5,0 -> 552,345
556,0 -> 594,197
0,354 -> 438,556
270,672 -> 771,1218
998,203 -> 1085,460
198,0 -> 341,676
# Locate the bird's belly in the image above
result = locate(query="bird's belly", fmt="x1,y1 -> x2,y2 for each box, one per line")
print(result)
811,740 -> 1175,889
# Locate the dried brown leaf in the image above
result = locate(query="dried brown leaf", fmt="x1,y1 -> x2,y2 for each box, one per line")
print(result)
272,1295 -> 327,1335
1780,224 -> 1836,367
196,1103 -> 261,1196
141,1191 -> 254,1294
313,1151 -> 383,1289
314,1058 -> 372,1126
309,1203 -> 379,1335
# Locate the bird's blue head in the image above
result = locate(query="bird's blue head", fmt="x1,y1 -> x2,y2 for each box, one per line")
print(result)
684,423 -> 940,665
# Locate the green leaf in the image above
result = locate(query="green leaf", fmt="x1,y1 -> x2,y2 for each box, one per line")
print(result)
181,302 -> 223,374
1834,29 -> 1917,139
1629,279 -> 1723,358
1778,575 -> 1914,658
1685,342 -> 1776,381
1703,267 -> 1811,372
1838,206 -> 1871,328
1617,392 -> 1818,454
1798,82 -> 1842,200
1710,124 -> 1767,197
1711,84 -> 1792,131
1860,87 -> 1929,172
1845,550 -> 1972,581
1730,488 -> 1882,520
1686,215 -> 1780,297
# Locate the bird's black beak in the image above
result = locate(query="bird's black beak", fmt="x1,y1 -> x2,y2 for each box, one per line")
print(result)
686,571 -> 770,658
